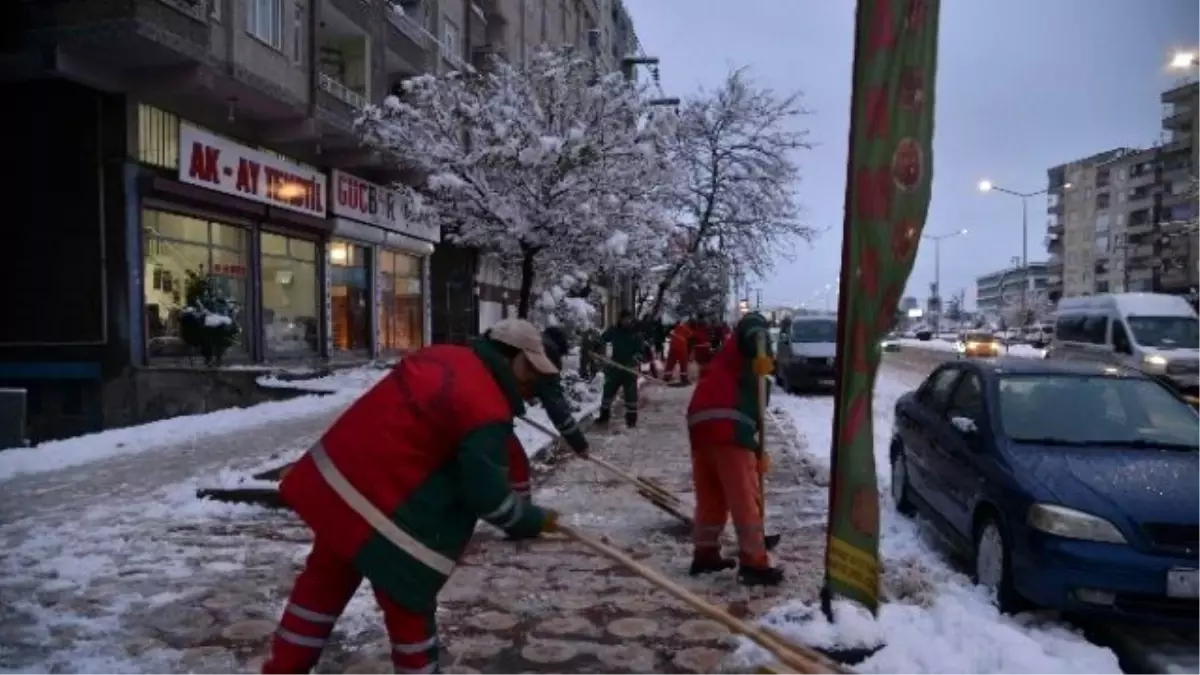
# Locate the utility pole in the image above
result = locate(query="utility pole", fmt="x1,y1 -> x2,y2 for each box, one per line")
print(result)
979,180 -> 1068,326
921,229 -> 968,332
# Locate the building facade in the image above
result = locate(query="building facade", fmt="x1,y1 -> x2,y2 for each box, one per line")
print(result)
2,0 -> 640,440
975,262 -> 1050,320
1046,81 -> 1198,301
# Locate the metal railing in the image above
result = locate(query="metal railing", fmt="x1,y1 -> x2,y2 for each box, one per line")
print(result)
386,3 -> 434,47
319,73 -> 366,109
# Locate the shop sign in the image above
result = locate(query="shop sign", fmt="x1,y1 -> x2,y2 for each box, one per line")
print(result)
179,123 -> 327,218
331,170 -> 440,243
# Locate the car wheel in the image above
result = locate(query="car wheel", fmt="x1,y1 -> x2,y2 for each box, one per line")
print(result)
889,440 -> 916,515
973,516 -> 1025,613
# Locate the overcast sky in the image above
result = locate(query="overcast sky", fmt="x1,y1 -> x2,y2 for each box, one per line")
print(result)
626,0 -> 1199,309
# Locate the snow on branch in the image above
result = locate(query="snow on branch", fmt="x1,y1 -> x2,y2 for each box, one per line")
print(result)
357,47 -> 679,319
645,67 -> 816,318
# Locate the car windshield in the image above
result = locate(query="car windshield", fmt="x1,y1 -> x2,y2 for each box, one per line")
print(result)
999,374 -> 1198,448
964,333 -> 995,343
1126,315 -> 1199,349
792,319 -> 836,343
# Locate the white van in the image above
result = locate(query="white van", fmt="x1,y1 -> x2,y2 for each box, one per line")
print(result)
1048,293 -> 1199,396
775,314 -> 837,393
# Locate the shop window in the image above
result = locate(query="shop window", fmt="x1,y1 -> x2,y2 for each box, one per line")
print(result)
329,240 -> 372,354
378,250 -> 424,353
142,209 -> 249,360
261,232 -> 319,357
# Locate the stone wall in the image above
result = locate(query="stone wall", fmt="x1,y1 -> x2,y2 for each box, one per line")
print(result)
101,366 -> 330,430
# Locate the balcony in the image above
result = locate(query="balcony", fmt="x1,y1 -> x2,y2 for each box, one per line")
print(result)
315,0 -> 371,137
384,1 -> 432,74
21,0 -> 213,88
1162,102 -> 1194,131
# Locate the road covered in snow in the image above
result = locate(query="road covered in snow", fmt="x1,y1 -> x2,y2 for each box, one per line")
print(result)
0,358 -> 1173,674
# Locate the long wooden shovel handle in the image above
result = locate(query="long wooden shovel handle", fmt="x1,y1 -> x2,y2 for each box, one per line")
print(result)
556,524 -> 845,674
518,413 -> 681,502
590,352 -> 669,385
588,455 -> 680,506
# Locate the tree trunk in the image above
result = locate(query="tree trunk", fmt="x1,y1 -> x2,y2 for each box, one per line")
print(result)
516,245 -> 538,318
646,259 -> 690,319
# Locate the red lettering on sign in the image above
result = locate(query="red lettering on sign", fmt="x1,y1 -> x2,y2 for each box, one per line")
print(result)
188,143 -> 220,184
236,159 -> 261,195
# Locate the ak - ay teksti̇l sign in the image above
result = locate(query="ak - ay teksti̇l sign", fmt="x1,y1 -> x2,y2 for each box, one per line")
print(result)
179,122 -> 327,218
330,170 -> 441,243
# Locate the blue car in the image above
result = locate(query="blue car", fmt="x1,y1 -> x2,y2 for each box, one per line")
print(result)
890,358 -> 1199,627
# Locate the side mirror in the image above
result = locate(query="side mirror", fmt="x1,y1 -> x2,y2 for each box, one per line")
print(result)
950,415 -> 978,435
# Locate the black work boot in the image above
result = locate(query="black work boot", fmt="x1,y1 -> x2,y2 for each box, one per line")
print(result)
689,552 -> 737,576
595,408 -> 611,425
625,411 -> 638,428
737,564 -> 785,587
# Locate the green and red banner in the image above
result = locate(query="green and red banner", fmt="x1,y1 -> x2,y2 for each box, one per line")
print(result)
823,0 -> 941,615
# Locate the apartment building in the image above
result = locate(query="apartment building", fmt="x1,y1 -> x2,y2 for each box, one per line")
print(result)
975,262 -> 1049,320
1,0 -> 640,440
1046,81 -> 1198,301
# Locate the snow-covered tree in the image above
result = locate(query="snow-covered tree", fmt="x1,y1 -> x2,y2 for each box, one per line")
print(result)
674,251 -> 729,320
357,47 -> 678,319
644,68 -> 816,318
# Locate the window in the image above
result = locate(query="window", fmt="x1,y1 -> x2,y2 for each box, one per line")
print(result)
919,367 -> 962,410
329,240 -> 371,354
1095,192 -> 1111,210
261,232 -> 319,357
378,250 -> 424,352
293,2 -> 304,63
947,373 -> 984,422
1082,315 -> 1109,344
137,104 -> 179,169
791,319 -> 837,343
442,20 -> 460,61
247,0 -> 283,49
1095,168 -> 1110,188
1094,213 -> 1111,233
142,210 -> 249,360
1093,232 -> 1109,255
998,375 -> 1197,447
210,0 -> 221,20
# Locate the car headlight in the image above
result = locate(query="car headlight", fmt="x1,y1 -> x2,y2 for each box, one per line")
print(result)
1026,503 -> 1126,544
1142,354 -> 1168,372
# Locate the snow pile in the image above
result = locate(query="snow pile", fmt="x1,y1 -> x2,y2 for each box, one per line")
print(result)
256,363 -> 394,392
0,366 -> 387,482
739,371 -> 1122,674
515,374 -> 605,458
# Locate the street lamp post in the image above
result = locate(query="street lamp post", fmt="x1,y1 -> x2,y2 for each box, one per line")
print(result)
978,180 -> 1071,326
922,229 -> 968,332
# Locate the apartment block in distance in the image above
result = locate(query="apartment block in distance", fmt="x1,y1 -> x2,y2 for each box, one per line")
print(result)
1045,81 -> 1198,301
0,0 -> 641,440
975,262 -> 1050,320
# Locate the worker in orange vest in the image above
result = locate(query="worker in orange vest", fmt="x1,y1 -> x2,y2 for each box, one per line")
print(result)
664,321 -> 694,384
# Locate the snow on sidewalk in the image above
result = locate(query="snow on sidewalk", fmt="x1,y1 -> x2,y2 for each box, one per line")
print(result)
733,366 -> 1122,674
0,376 -> 808,674
0,367 -> 390,482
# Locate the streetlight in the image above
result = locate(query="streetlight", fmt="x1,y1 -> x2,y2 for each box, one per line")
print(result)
1169,50 -> 1198,69
978,179 -> 1071,326
922,228 -> 968,331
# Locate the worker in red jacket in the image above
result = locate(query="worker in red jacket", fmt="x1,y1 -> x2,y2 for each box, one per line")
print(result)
664,321 -> 693,384
262,319 -> 562,674
508,326 -> 589,500
685,312 -> 783,586
690,318 -> 712,373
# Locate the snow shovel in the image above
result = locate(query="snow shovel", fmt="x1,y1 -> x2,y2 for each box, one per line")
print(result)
756,333 -> 783,552
196,486 -> 288,509
556,523 -> 847,674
